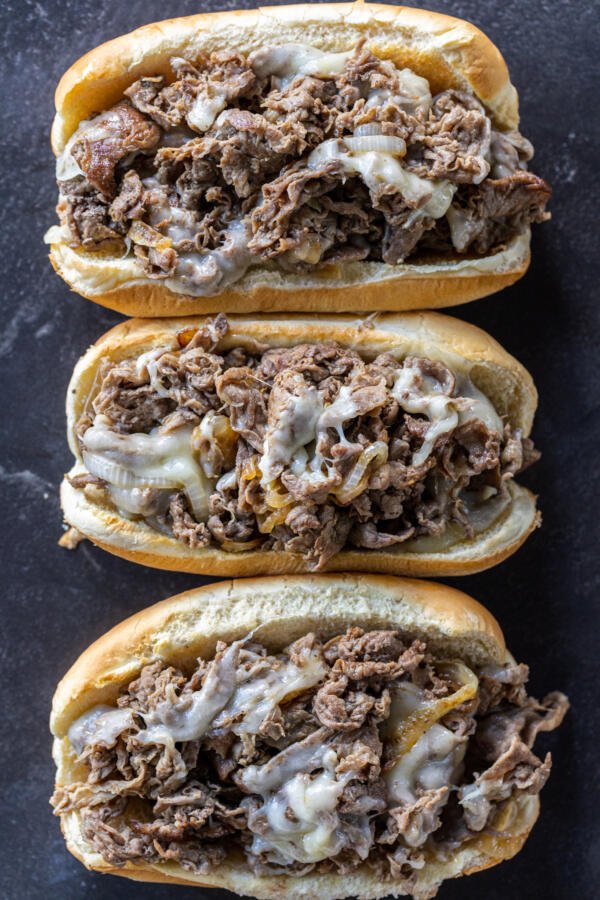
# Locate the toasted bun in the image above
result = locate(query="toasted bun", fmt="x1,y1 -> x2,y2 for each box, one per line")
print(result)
48,2 -> 528,315
61,312 -> 540,577
51,574 -> 539,897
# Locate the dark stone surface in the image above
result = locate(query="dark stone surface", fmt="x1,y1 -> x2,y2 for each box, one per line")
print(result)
0,1 -> 597,897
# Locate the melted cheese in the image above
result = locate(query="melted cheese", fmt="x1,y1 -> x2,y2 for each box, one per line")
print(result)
385,723 -> 466,847
213,646 -> 327,735
307,139 -> 455,220
259,361 -> 500,494
391,365 -> 502,467
240,736 -> 356,864
68,706 -> 136,756
187,92 -> 227,133
82,421 -> 213,521
166,219 -> 254,297
260,388 -> 324,485
137,640 -> 241,747
382,663 -> 476,846
251,44 -> 354,84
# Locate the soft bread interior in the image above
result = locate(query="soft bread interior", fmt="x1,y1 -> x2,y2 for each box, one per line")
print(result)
47,3 -> 528,314
51,574 -> 539,898
46,227 -> 530,317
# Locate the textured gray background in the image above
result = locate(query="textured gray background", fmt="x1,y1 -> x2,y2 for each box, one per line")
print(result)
0,1 -> 598,898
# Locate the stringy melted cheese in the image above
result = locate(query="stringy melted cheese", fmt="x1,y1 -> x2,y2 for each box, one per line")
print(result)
260,365 -> 502,487
68,706 -> 136,756
391,366 -> 503,467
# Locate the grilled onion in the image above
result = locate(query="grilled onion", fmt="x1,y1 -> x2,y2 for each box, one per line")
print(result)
128,220 -> 172,249
82,452 -> 177,489
333,441 -> 388,504
385,661 -> 479,763
344,135 -> 407,156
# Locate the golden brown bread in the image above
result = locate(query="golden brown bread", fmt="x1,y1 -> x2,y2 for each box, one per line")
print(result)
51,574 -> 540,898
47,2 -> 530,315
61,312 -> 540,576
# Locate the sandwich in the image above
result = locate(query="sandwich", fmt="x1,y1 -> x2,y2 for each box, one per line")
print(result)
50,574 -> 568,897
61,312 -> 540,576
45,3 -> 551,317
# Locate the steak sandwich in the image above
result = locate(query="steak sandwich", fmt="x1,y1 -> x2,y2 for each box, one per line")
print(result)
50,575 -> 568,897
46,3 -> 550,316
61,312 -> 540,576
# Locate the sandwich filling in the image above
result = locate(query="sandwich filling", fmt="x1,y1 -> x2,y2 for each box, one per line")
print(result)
69,315 -> 539,568
54,42 -> 550,295
52,627 -> 568,892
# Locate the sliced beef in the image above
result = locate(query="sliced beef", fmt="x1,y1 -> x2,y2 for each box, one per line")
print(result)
109,170 -> 146,224
152,348 -> 222,417
268,502 -> 352,570
52,629 -> 566,880
59,44 -> 550,271
262,74 -> 338,148
416,90 -> 491,184
58,178 -> 120,247
215,367 -> 268,452
169,492 -> 212,548
70,102 -> 160,198
92,360 -> 176,433
248,160 -> 343,258
447,171 -> 552,254
125,53 -> 262,132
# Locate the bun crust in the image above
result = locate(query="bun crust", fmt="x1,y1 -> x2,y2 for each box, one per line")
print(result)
48,3 -> 526,315
51,574 -> 539,898
61,312 -> 540,577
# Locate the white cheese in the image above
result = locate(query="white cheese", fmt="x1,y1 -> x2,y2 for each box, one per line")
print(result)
391,365 -> 502,467
137,639 -> 241,747
82,422 -> 213,521
250,44 -> 353,83
260,387 -> 324,485
68,706 -> 136,756
213,646 -> 327,735
166,219 -> 254,297
187,92 -> 227,133
240,736 -> 357,865
307,138 -> 455,220
386,722 -> 466,807
391,366 -> 459,466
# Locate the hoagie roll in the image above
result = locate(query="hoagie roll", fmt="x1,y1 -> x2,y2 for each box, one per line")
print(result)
51,574 -> 568,897
47,3 -> 550,316
61,312 -> 540,576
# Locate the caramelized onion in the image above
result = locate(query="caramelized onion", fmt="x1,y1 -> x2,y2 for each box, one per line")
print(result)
385,661 -> 479,764
344,135 -> 406,156
128,220 -> 172,249
333,441 -> 388,504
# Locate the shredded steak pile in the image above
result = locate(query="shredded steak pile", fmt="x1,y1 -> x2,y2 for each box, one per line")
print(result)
70,315 -> 539,568
52,628 -> 568,893
71,315 -> 539,568
55,43 -> 550,294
